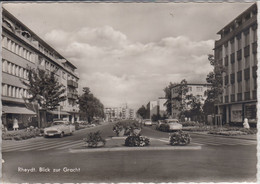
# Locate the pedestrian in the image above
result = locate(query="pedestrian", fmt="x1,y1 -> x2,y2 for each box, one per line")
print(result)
243,118 -> 250,129
13,118 -> 19,131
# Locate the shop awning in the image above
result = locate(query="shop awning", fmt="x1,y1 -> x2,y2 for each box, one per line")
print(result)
2,106 -> 36,115
48,110 -> 70,116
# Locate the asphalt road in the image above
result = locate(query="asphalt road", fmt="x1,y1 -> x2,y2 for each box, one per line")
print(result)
2,122 -> 257,183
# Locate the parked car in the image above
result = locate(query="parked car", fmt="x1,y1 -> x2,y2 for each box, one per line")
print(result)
165,119 -> 182,131
143,119 -> 152,126
44,120 -> 75,138
157,120 -> 166,126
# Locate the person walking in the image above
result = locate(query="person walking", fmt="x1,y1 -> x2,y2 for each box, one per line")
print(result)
13,118 -> 19,131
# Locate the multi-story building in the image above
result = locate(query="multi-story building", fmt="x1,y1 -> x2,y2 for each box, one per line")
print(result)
171,83 -> 211,118
146,98 -> 167,119
214,3 -> 257,125
2,9 -> 80,129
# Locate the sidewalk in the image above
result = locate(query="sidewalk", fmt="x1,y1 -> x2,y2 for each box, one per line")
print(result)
191,132 -> 257,141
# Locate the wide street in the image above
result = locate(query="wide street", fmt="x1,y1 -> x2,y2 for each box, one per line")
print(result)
2,122 -> 257,183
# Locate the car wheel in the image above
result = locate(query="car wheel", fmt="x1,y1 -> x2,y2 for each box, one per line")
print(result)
59,132 -> 64,138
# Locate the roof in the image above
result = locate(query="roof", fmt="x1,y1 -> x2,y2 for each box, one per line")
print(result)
2,8 -> 78,70
217,3 -> 257,34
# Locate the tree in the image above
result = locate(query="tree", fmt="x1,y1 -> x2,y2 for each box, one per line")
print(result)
78,87 -> 105,123
203,54 -> 226,114
185,94 -> 204,122
164,79 -> 188,119
137,105 -> 148,119
163,82 -> 177,115
21,67 -> 66,127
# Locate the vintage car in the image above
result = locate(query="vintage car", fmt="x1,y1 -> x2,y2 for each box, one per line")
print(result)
165,119 -> 182,131
44,120 -> 75,138
143,119 -> 152,126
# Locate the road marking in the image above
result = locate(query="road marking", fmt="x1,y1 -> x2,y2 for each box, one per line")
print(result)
38,140 -> 83,151
58,141 -> 85,149
4,141 -> 71,152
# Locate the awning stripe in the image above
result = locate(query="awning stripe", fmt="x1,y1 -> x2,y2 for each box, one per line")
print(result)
2,106 -> 36,115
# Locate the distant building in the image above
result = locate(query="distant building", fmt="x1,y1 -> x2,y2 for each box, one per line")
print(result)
171,83 -> 211,118
146,98 -> 167,119
2,9 -> 80,129
105,105 -> 135,121
214,3 -> 257,125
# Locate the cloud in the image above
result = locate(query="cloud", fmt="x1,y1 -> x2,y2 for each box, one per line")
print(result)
44,26 -> 214,109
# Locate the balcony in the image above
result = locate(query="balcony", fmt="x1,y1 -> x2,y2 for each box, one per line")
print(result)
244,92 -> 251,101
237,49 -> 242,61
244,45 -> 250,57
231,94 -> 235,102
252,41 -> 257,54
67,92 -> 78,100
237,93 -> 242,101
67,80 -> 78,88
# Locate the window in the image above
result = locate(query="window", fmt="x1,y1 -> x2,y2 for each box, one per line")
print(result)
24,69 -> 27,79
12,87 -> 16,97
244,30 -> 249,46
8,62 -> 12,74
12,64 -> 16,75
244,68 -> 250,80
8,85 -> 12,97
7,39 -> 12,50
245,79 -> 250,92
15,44 -> 19,54
237,71 -> 242,82
2,84 -> 7,96
19,88 -> 23,98
196,87 -> 203,92
2,60 -> 7,72
16,65 -> 19,76
245,56 -> 250,68
237,34 -> 241,49
20,67 -> 23,77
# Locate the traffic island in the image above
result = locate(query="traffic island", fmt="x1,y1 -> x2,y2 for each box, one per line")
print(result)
69,136 -> 202,153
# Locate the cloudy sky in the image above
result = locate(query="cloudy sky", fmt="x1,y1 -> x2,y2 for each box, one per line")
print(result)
3,2 -> 253,109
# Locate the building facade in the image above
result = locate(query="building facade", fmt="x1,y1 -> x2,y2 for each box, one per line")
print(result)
171,83 -> 211,118
146,98 -> 167,119
214,4 -> 257,125
2,9 -> 80,129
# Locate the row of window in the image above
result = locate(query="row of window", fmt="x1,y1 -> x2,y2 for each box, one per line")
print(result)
216,25 -> 257,59
224,90 -> 257,103
224,66 -> 257,85
2,84 -> 29,99
2,59 -> 29,80
2,35 -> 34,63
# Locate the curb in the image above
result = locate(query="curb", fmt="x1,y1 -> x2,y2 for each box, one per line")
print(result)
69,145 -> 202,153
190,132 -> 257,141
